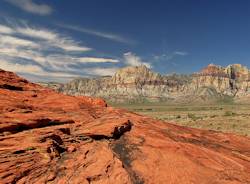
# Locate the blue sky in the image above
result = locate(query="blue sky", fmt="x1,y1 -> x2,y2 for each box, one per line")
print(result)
0,0 -> 250,82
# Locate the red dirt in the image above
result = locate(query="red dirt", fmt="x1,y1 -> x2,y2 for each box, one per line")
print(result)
0,69 -> 250,184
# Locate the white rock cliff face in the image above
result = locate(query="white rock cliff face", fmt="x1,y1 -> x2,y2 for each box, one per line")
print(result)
57,64 -> 250,103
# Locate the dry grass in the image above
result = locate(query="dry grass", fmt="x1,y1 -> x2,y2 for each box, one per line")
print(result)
111,103 -> 250,137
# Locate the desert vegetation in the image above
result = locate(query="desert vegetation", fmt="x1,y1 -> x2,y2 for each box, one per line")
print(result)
112,103 -> 250,137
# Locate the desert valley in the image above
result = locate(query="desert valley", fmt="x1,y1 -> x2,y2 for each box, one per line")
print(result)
0,0 -> 250,183
40,63 -> 250,137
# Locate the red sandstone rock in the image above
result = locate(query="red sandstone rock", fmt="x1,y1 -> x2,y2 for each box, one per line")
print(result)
0,69 -> 250,183
67,145 -> 76,153
76,96 -> 107,107
199,64 -> 228,77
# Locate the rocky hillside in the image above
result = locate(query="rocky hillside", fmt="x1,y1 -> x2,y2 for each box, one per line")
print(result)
59,65 -> 192,103
57,64 -> 250,103
1,69 -> 250,183
193,64 -> 250,97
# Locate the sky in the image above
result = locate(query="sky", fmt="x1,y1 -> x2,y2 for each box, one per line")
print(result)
0,0 -> 250,82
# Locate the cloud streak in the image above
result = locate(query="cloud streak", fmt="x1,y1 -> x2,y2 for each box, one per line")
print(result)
0,20 -> 120,82
4,0 -> 53,15
0,35 -> 40,48
58,24 -> 136,44
0,25 -> 14,34
174,51 -> 188,56
1,24 -> 92,52
153,51 -> 189,61
83,67 -> 119,76
77,57 -> 119,63
16,27 -> 58,40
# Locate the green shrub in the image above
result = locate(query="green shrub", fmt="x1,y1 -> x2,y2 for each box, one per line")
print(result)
187,113 -> 199,121
224,111 -> 236,116
176,115 -> 181,119
25,147 -> 36,151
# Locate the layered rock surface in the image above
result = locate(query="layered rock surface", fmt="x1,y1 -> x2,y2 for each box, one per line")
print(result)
193,64 -> 250,97
57,64 -> 250,103
1,69 -> 250,183
59,65 -> 192,103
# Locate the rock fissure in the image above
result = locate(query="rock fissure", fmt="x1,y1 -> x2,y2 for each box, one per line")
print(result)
0,119 -> 75,134
0,84 -> 23,91
111,137 -> 144,184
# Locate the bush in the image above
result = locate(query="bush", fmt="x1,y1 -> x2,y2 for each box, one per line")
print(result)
25,147 -> 36,151
224,111 -> 236,116
187,113 -> 199,121
176,115 -> 181,119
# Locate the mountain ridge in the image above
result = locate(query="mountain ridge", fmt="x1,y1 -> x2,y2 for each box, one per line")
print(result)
42,64 -> 250,104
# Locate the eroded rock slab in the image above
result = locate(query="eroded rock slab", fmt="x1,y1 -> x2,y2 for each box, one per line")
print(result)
0,69 -> 250,184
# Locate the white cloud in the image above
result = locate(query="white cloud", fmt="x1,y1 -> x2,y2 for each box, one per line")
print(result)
0,48 -> 119,72
153,51 -> 189,61
0,59 -> 42,74
0,35 -> 40,48
0,60 -> 80,79
38,55 -> 118,70
53,39 -> 91,52
58,24 -> 136,44
0,59 -> 118,81
77,57 -> 119,63
123,52 -> 151,68
84,67 -> 119,76
4,0 -> 52,15
0,25 -> 14,34
15,26 -> 91,52
0,47 -> 47,65
3,58 -> 78,79
174,51 -> 188,56
0,22 -> 91,52
0,20 -> 120,82
16,27 -> 57,40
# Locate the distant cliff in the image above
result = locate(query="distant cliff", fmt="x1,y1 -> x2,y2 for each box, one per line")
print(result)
192,64 -> 250,103
49,64 -> 250,104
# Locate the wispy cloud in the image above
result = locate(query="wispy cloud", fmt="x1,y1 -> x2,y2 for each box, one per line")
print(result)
83,67 -> 119,76
4,0 -> 53,15
0,25 -> 14,34
0,59 -> 80,77
0,19 -> 120,82
174,51 -> 188,56
0,35 -> 40,48
2,24 -> 92,52
40,55 -> 119,70
16,27 -> 57,40
0,59 -> 42,74
58,24 -> 136,45
77,57 -> 119,63
123,52 -> 151,68
153,51 -> 189,61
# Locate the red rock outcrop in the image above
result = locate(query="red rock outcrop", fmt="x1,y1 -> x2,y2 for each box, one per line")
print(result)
0,69 -> 250,184
199,64 -> 228,77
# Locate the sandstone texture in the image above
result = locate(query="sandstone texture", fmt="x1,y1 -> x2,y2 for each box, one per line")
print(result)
57,64 -> 250,103
1,69 -> 250,183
